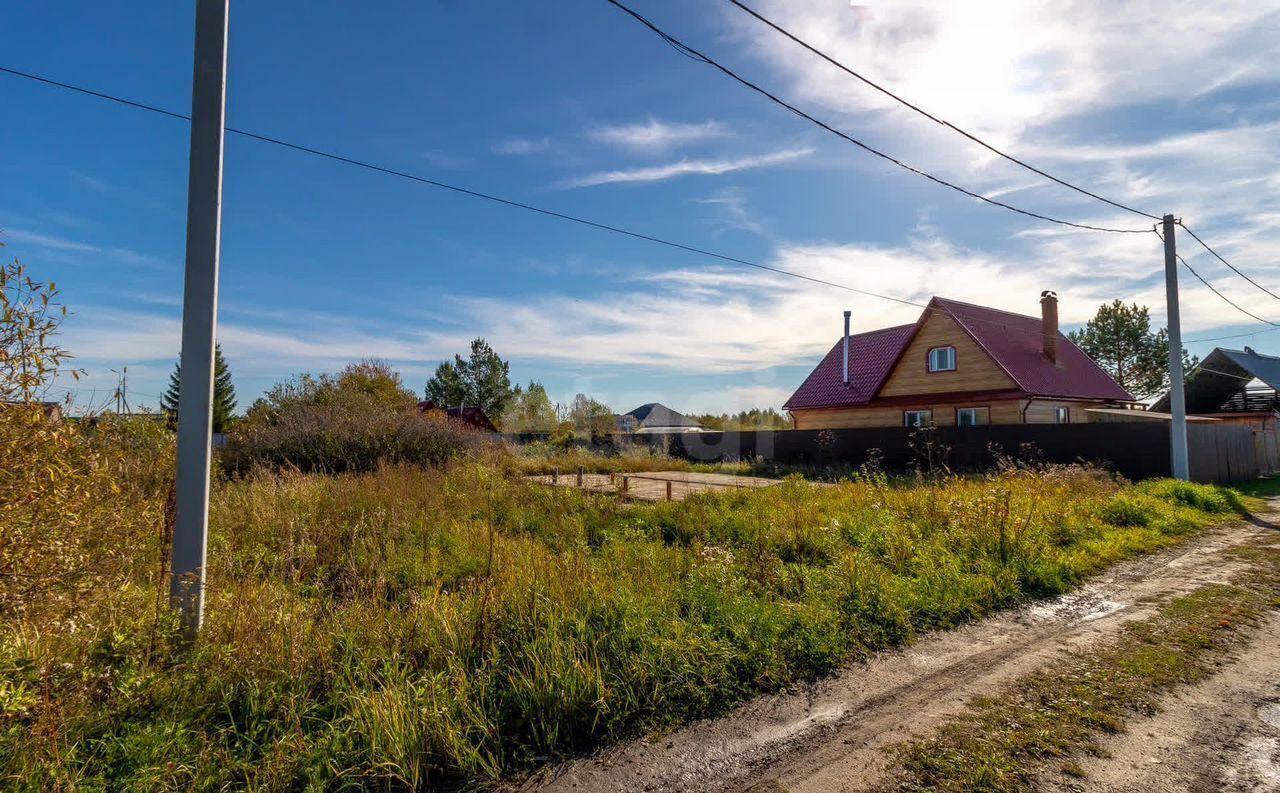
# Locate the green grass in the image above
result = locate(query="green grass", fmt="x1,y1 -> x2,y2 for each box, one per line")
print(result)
891,543 -> 1280,792
0,460 -> 1253,791
1227,474 -> 1280,500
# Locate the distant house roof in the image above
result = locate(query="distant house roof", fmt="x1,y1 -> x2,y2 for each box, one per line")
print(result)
1151,347 -> 1280,413
621,402 -> 701,429
419,400 -> 498,432
784,296 -> 1134,410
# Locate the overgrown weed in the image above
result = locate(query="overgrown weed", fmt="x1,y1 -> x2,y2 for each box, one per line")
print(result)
0,436 -> 1252,789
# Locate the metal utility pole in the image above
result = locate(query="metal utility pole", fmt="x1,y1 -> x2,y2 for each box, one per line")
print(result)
171,0 -> 229,638
1163,214 -> 1190,481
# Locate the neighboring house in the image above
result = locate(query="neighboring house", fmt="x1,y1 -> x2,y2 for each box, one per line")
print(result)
783,293 -> 1135,429
617,403 -> 703,434
1150,347 -> 1280,432
1150,347 -> 1280,475
419,400 -> 498,432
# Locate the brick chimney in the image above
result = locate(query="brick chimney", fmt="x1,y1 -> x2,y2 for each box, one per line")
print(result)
1040,291 -> 1059,364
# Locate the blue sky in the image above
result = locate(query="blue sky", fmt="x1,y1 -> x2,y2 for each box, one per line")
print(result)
3,1 -> 1280,415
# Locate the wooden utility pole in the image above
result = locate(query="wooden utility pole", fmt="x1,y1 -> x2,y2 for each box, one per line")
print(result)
171,0 -> 229,638
1163,214 -> 1190,481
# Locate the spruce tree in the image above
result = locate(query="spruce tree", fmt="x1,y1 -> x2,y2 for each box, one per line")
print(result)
161,343 -> 237,432
424,338 -> 513,418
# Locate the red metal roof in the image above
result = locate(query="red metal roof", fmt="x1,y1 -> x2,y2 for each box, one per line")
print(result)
935,297 -> 1134,402
783,297 -> 1133,410
419,400 -> 498,432
783,324 -> 916,409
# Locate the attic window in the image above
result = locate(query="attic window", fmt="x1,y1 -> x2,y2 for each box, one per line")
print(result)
927,346 -> 956,373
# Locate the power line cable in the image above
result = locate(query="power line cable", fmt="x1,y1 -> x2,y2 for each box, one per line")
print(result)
1177,221 -> 1280,303
0,65 -> 1206,346
603,0 -> 1150,235
1184,325 -> 1280,344
1153,225 -> 1280,328
0,64 -> 925,308
724,0 -> 1161,222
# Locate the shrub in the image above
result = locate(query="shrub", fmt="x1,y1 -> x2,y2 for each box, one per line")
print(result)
224,361 -> 485,474
0,408 -> 171,624
1138,479 -> 1245,514
1099,495 -> 1156,527
223,405 -> 485,475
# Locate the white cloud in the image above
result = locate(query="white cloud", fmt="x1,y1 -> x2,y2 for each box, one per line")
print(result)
55,226 -> 1280,411
682,385 -> 795,415
588,119 -> 731,151
725,1 -> 1280,148
110,247 -> 171,269
493,137 -> 551,155
3,229 -> 101,253
713,0 -> 1280,340
562,147 -> 813,188
697,187 -> 770,237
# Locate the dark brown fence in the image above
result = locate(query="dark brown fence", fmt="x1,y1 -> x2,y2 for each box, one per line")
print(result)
629,423 -> 1260,483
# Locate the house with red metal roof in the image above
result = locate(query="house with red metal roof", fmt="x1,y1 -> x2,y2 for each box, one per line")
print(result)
419,400 -> 498,432
783,293 -> 1136,429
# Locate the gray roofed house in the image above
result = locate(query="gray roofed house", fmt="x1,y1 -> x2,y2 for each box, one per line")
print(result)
616,403 -> 703,434
1151,347 -> 1280,424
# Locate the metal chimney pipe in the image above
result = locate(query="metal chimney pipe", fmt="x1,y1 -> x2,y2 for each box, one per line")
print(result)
843,310 -> 851,385
1040,291 -> 1059,364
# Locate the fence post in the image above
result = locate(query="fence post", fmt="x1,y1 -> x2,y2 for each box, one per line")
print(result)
577,466 -> 584,487
552,468 -> 558,484
666,480 -> 673,501
622,475 -> 629,493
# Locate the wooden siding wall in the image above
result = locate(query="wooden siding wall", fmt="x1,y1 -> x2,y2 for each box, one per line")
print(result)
879,312 -> 1015,397
791,398 -> 1103,430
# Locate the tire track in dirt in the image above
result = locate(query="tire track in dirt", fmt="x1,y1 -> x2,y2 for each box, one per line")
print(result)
1039,614 -> 1280,793
523,514 -> 1279,793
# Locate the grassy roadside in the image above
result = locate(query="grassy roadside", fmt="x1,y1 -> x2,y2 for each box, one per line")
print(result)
3,460 -> 1256,791
888,541 -> 1280,792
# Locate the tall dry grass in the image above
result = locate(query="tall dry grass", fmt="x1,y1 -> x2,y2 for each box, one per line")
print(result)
0,437 -> 1249,790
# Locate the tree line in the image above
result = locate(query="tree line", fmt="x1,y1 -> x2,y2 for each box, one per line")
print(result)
152,299 -> 1197,435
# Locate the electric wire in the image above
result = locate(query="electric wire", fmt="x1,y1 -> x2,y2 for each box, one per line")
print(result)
724,0 -> 1161,222
1,65 -> 1092,346
1184,325 -> 1280,344
1153,225 -> 1280,328
0,65 -> 923,308
2,62 -> 1259,347
603,0 -> 1151,235
1178,221 -> 1280,303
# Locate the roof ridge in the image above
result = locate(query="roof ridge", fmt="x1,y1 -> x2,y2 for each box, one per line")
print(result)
933,295 -> 1040,323
1225,346 -> 1280,361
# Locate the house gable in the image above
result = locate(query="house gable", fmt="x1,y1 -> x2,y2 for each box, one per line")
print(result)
877,309 -> 1016,398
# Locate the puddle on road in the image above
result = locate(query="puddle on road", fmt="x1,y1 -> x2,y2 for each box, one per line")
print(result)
1028,591 -> 1126,623
728,704 -> 847,753
1259,702 -> 1280,730
1241,737 -> 1280,788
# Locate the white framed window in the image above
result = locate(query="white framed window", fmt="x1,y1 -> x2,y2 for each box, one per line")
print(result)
956,407 -> 988,426
1054,406 -> 1070,424
904,409 -> 933,428
927,346 -> 956,372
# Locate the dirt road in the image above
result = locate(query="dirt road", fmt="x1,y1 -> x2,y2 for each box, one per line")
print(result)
525,513 -> 1280,793
1040,611 -> 1280,793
